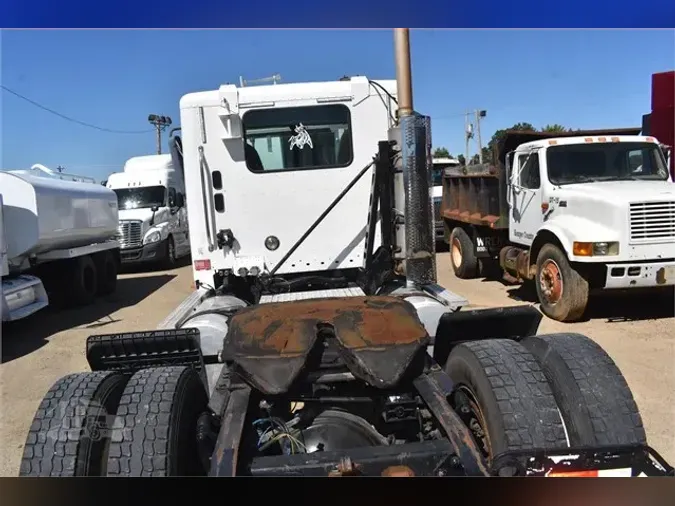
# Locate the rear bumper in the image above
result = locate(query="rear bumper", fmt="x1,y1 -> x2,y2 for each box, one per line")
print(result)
604,260 -> 675,289
120,239 -> 167,264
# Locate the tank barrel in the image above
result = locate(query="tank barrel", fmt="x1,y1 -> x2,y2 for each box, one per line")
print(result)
392,29 -> 437,287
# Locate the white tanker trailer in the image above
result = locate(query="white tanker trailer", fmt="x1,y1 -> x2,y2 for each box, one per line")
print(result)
1,165 -> 121,322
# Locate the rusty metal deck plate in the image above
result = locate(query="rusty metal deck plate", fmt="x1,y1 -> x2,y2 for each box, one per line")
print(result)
223,296 -> 430,394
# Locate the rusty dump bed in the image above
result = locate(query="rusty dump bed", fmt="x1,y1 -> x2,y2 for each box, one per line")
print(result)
223,296 -> 430,395
441,127 -> 642,230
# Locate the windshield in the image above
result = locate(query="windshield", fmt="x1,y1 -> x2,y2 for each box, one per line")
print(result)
114,186 -> 166,210
546,142 -> 669,185
431,163 -> 457,186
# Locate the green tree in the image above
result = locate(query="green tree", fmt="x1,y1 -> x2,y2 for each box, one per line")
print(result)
483,122 -> 536,165
541,124 -> 568,133
433,147 -> 450,158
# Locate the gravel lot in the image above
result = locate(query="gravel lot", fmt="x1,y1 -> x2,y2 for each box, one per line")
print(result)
1,253 -> 673,475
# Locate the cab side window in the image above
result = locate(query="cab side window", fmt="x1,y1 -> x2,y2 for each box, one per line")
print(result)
519,152 -> 541,189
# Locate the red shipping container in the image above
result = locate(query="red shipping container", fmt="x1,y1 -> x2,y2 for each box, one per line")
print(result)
650,107 -> 675,179
651,70 -> 675,110
650,107 -> 674,144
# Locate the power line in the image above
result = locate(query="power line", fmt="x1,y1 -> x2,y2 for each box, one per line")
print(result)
1,85 -> 154,134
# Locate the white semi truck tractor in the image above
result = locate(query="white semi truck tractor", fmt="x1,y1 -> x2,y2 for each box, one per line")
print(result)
17,31 -> 673,478
106,131 -> 190,268
1,165 -> 120,321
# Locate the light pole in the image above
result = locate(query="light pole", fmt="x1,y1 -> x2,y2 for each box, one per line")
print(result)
475,109 -> 487,163
148,114 -> 172,154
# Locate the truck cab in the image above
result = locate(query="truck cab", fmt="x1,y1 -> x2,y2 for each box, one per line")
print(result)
431,157 -> 460,242
508,134 -> 674,316
106,152 -> 190,266
180,75 -> 400,289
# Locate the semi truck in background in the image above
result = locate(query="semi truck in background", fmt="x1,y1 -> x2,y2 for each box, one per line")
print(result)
431,156 -> 460,242
1,165 -> 120,322
105,130 -> 190,268
440,128 -> 674,322
641,70 -> 674,180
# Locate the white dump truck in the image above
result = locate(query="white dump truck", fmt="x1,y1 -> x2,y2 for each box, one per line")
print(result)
1,165 -> 120,322
105,132 -> 189,267
19,31 -> 673,478
440,129 -> 675,322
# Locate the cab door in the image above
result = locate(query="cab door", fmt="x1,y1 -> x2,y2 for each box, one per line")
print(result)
508,149 -> 544,246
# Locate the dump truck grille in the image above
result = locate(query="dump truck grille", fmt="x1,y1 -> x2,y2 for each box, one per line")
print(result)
117,221 -> 143,248
629,201 -> 675,243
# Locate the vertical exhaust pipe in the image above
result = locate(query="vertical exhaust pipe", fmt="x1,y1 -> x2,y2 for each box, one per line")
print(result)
393,29 -> 436,287
394,29 -> 413,118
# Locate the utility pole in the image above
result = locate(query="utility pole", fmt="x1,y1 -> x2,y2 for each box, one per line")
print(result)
148,114 -> 172,154
464,112 -> 473,165
475,109 -> 487,163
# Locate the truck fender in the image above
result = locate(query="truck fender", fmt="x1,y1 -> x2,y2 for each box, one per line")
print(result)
531,216 -> 618,266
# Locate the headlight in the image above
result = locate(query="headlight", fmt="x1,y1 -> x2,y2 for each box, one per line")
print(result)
573,241 -> 619,256
144,230 -> 162,244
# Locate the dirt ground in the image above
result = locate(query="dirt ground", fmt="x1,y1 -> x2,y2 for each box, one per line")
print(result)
1,253 -> 673,476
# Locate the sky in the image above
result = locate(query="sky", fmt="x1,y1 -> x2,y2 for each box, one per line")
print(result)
1,29 -> 674,183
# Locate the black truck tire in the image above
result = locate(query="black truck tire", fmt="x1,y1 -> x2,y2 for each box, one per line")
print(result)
521,333 -> 647,446
535,243 -> 589,322
19,371 -> 129,476
445,339 -> 568,462
449,227 -> 478,279
70,255 -> 99,307
164,236 -> 177,269
95,250 -> 118,295
106,366 -> 208,477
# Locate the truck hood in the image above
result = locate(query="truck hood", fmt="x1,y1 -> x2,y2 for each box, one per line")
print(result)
119,208 -> 156,222
556,180 -> 675,202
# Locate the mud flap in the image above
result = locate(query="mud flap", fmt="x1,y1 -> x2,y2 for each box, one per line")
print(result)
432,305 -> 542,366
86,328 -> 206,386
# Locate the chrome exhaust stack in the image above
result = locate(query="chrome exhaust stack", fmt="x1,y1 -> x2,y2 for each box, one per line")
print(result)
392,29 -> 436,287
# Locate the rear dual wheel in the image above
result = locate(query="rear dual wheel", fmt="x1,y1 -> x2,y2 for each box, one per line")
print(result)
20,367 -> 210,477
449,227 -> 478,279
19,372 -> 128,476
445,335 -> 646,468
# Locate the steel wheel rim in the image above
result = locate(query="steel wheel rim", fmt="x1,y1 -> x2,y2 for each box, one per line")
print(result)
539,259 -> 563,304
455,385 -> 493,461
451,237 -> 462,268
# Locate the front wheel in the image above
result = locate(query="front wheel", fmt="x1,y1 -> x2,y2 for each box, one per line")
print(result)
535,243 -> 589,322
164,236 -> 177,269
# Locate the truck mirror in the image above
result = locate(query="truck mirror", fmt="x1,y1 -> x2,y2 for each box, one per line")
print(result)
176,193 -> 184,208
